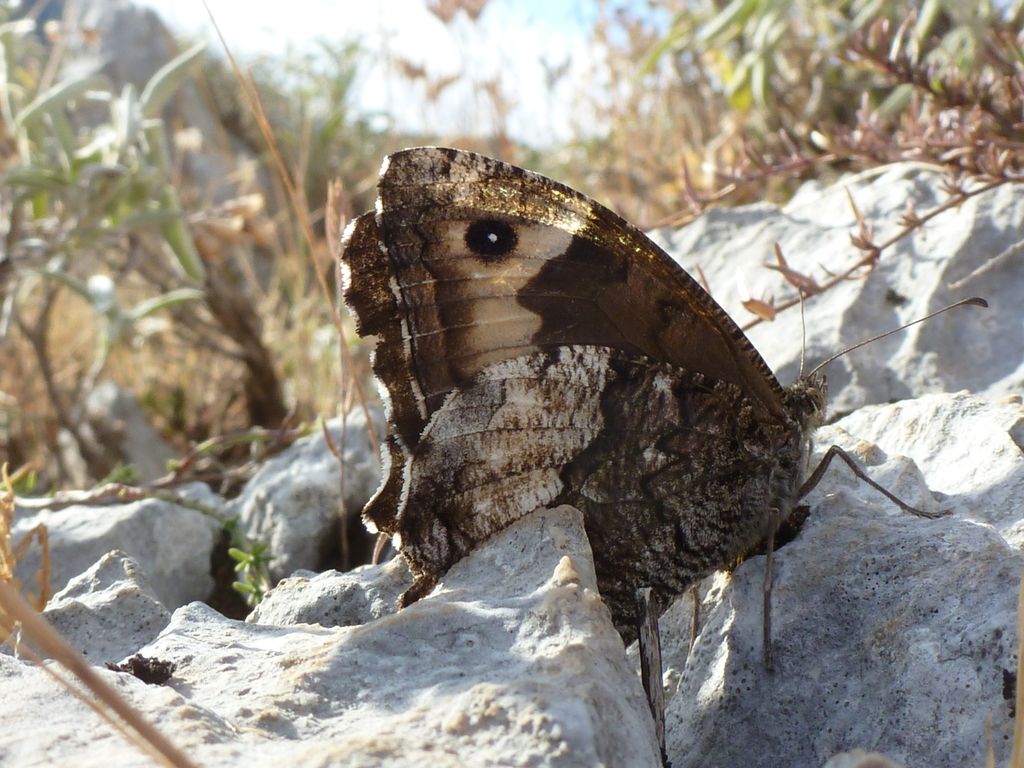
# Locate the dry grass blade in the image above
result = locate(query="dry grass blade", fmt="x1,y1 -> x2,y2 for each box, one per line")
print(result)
1,463 -> 50,643
0,579 -> 198,768
0,463 -> 17,585
10,522 -> 49,612
326,178 -> 353,263
200,0 -> 378,452
694,264 -> 712,296
200,2 -> 333,319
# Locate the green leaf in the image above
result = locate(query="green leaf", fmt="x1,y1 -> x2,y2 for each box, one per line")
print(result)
913,0 -> 943,47
640,11 -> 691,73
96,463 -> 138,486
751,8 -> 783,50
11,468 -> 38,494
143,122 -> 205,280
75,125 -> 120,162
115,84 -> 142,152
2,166 -> 69,194
140,42 -> 206,118
877,83 -> 914,117
116,209 -> 184,229
33,267 -> 91,301
938,27 -> 977,69
850,0 -> 884,30
725,49 -> 757,98
751,56 -> 768,108
126,288 -> 204,322
699,0 -> 759,44
159,207 -> 205,280
15,74 -> 107,130
48,108 -> 77,168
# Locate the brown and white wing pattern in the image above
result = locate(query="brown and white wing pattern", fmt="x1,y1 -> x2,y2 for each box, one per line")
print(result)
397,345 -> 807,636
340,147 -> 819,637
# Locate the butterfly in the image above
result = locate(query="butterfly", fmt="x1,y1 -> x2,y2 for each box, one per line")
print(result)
338,146 -> 940,646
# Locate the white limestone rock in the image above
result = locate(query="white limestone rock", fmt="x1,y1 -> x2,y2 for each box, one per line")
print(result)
1,506 -> 661,767
37,550 -> 170,663
12,483 -> 221,609
245,557 -> 413,627
663,392 -> 1024,768
654,165 -> 1020,412
57,381 -> 177,487
229,411 -> 382,578
823,752 -> 904,768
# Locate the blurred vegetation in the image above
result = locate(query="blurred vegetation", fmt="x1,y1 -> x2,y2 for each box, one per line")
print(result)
1,0 -> 1023,503
565,0 -> 1024,224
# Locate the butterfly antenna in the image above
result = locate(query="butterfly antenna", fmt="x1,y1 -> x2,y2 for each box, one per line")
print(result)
807,297 -> 988,379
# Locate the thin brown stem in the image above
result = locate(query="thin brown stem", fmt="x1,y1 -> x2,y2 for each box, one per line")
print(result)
740,177 -> 1011,331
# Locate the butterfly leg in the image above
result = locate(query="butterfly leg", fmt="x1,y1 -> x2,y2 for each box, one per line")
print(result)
758,445 -> 948,666
797,445 -> 949,519
398,573 -> 438,609
371,533 -> 391,565
637,587 -> 670,767
761,515 -> 779,671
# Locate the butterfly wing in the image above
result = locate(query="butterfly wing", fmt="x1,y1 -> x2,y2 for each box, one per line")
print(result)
340,146 -> 787,556
374,148 -> 783,413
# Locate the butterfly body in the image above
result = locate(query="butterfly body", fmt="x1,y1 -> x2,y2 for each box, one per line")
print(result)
341,147 -> 825,638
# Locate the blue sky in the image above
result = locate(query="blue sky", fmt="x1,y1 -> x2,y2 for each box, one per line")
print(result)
138,0 -> 610,146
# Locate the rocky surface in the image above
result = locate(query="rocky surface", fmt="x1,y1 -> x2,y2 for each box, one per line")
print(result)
12,483 -> 221,610
4,166 -> 1023,767
664,392 -> 1023,768
653,164 -> 1020,415
246,557 -> 413,628
57,381 -> 178,487
229,410 -> 382,579
4,391 -> 1020,767
1,506 -> 661,767
31,550 -> 171,663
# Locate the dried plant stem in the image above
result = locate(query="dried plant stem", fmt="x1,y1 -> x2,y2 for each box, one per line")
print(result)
0,464 -> 50,638
14,286 -> 108,476
740,176 -> 1012,331
201,1 -> 378,457
15,483 -> 226,519
848,31 -> 1019,136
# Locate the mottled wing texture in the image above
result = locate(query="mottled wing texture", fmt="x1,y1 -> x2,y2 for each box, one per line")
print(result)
339,147 -> 815,636
399,345 -> 807,635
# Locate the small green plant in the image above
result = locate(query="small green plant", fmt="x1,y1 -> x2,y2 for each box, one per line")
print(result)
226,533 -> 274,606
